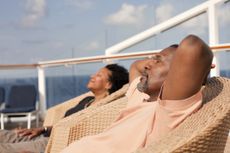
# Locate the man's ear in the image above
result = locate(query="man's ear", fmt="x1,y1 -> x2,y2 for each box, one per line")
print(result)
211,64 -> 216,69
202,64 -> 215,85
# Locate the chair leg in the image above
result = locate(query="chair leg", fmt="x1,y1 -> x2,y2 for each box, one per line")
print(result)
1,113 -> 4,130
27,113 -> 31,129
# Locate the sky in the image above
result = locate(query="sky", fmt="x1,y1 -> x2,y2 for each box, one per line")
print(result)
0,0 -> 229,72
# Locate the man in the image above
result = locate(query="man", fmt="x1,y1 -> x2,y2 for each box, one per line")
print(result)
61,35 -> 213,153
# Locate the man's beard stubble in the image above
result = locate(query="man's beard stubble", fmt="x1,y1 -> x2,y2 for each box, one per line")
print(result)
137,78 -> 148,93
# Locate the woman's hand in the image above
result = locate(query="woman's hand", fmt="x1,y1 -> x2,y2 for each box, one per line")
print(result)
15,127 -> 44,139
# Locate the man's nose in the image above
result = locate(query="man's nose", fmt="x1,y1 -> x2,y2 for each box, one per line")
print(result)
144,61 -> 153,70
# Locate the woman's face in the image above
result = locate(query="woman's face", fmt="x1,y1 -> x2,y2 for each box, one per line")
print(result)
87,67 -> 112,94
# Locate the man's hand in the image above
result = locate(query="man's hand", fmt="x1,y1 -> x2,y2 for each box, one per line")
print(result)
129,58 -> 154,83
15,127 -> 44,139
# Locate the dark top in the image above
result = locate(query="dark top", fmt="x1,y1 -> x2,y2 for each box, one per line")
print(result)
64,96 -> 95,117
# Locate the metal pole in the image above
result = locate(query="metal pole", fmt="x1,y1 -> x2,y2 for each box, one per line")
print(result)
208,0 -> 220,76
37,67 -> 47,119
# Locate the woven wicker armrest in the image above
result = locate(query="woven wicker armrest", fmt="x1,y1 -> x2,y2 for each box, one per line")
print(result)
43,91 -> 93,126
45,96 -> 128,153
135,77 -> 230,153
224,136 -> 230,153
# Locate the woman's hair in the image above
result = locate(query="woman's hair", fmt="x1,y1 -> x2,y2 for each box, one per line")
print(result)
105,64 -> 129,94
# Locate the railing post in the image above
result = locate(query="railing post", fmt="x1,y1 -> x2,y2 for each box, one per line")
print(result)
209,0 -> 220,77
37,66 -> 47,119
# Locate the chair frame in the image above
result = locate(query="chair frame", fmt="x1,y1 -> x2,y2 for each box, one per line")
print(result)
0,85 -> 38,129
0,110 -> 39,129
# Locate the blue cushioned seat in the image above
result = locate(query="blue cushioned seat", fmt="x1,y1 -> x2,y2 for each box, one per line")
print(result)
0,85 -> 38,129
0,87 -> 5,104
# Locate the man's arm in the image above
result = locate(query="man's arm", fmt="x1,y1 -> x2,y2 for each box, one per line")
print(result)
162,35 -> 213,100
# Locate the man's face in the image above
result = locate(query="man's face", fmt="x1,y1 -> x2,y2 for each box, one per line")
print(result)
137,47 -> 176,97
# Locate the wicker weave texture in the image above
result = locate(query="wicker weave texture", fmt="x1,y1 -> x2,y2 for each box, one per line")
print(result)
47,97 -> 127,153
45,84 -> 128,153
135,77 -> 230,153
68,97 -> 128,144
224,136 -> 230,153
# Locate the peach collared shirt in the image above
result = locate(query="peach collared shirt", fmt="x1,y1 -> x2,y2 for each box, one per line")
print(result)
61,77 -> 202,153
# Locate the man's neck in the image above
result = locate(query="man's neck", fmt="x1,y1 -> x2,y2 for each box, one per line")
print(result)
147,91 -> 160,102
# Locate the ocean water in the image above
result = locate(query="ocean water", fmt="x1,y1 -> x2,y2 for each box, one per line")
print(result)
0,70 -> 230,109
220,70 -> 230,78
0,75 -> 90,108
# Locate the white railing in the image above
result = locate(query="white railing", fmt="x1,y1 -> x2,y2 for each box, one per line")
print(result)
105,0 -> 226,77
0,43 -> 229,69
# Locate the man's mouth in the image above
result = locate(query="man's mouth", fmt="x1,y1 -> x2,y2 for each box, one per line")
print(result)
137,72 -> 148,92
140,71 -> 148,82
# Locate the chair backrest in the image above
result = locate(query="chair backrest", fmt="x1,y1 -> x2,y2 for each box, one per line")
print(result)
6,85 -> 37,109
45,96 -> 128,153
0,87 -> 5,103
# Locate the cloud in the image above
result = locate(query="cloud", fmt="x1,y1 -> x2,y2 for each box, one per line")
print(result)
65,0 -> 93,10
104,3 -> 147,26
21,0 -> 46,28
84,41 -> 100,50
156,3 -> 174,23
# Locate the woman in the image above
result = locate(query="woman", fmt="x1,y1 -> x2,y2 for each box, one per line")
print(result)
0,64 -> 129,153
64,64 -> 129,117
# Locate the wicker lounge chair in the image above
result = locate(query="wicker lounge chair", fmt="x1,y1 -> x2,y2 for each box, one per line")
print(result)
45,77 -> 230,153
45,84 -> 129,153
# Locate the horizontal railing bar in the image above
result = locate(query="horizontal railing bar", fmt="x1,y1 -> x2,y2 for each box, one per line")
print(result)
38,49 -> 162,68
26,43 -> 230,68
211,44 -> 230,50
0,64 -> 38,70
0,43 -> 230,70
